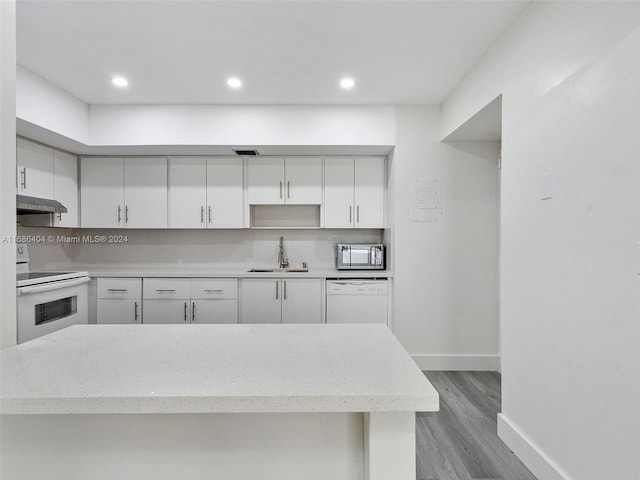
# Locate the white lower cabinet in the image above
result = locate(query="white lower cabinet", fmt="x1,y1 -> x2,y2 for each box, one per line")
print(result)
96,278 -> 142,324
240,279 -> 282,324
240,278 -> 322,324
144,299 -> 191,324
190,279 -> 238,324
143,278 -> 238,324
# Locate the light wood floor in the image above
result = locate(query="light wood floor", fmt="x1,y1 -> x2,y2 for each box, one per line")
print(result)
417,371 -> 537,480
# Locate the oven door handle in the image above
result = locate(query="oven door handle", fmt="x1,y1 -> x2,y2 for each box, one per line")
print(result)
17,277 -> 90,296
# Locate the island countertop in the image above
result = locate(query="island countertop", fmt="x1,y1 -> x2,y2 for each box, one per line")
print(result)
0,324 -> 438,415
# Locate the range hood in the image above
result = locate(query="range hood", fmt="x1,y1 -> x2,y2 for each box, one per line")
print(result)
16,195 -> 67,215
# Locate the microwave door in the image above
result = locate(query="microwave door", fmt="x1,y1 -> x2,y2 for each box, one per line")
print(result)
350,249 -> 370,266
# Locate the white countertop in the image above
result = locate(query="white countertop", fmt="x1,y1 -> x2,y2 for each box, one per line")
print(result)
77,265 -> 392,278
0,324 -> 437,415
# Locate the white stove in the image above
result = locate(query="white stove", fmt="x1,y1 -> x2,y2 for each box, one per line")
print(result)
16,244 -> 90,344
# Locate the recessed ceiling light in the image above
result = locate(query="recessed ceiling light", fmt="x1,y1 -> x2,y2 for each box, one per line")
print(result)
340,78 -> 355,89
227,77 -> 242,89
112,76 -> 128,87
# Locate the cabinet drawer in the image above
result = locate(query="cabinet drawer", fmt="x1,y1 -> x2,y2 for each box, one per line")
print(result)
97,278 -> 142,299
191,279 -> 238,299
143,278 -> 191,299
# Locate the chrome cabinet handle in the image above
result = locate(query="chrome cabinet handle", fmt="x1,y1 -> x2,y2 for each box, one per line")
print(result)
279,181 -> 283,199
20,168 -> 27,189
184,302 -> 188,322
204,289 -> 223,293
155,289 -> 176,293
208,206 -> 212,224
357,205 -> 360,223
134,301 -> 139,322
57,212 -> 62,221
107,288 -> 128,292
275,281 -> 279,300
349,206 -> 352,224
192,302 -> 196,323
125,205 -> 129,224
117,205 -> 122,224
287,181 -> 290,199
201,206 -> 204,224
283,280 -> 287,300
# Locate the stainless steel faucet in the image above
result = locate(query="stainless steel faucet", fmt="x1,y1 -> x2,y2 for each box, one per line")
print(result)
278,236 -> 289,269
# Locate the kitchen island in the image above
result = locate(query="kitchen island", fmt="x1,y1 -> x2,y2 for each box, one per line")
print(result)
0,324 -> 438,480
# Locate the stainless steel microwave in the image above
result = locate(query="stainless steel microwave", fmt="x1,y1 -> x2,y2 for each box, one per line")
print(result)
337,244 -> 385,270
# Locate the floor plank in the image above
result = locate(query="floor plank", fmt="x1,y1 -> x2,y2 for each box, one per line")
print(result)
417,371 -> 538,480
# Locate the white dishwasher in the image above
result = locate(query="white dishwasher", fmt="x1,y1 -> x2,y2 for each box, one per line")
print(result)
326,280 -> 389,325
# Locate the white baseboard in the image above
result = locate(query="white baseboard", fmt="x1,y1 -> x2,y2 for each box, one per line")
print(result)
411,354 -> 500,371
498,414 -> 570,480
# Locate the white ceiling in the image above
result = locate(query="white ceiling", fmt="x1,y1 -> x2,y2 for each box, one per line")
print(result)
16,1 -> 530,105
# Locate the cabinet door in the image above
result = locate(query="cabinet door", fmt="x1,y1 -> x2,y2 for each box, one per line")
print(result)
207,158 -> 243,228
53,150 -> 78,227
284,157 -> 322,205
16,138 -> 54,198
324,157 -> 354,228
247,157 -> 285,205
354,157 -> 385,228
124,157 -> 168,228
192,300 -> 238,324
168,157 -> 207,228
97,299 -> 140,324
80,157 -> 124,228
240,279 -> 281,324
143,300 -> 190,324
281,279 -> 323,324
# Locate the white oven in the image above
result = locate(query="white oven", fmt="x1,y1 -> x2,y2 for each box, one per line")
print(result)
16,244 -> 89,344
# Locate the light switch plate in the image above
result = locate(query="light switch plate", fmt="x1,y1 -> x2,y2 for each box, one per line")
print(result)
540,172 -> 554,200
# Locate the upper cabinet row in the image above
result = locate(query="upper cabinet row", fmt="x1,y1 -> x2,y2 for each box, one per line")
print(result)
80,156 -> 386,229
16,140 -> 386,230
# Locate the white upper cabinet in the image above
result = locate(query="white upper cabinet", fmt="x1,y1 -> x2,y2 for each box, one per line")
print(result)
168,157 -> 243,228
324,157 -> 355,228
247,157 -> 285,205
247,157 -> 321,205
16,138 -> 79,227
124,157 -> 168,228
354,157 -> 386,228
53,150 -> 78,227
324,156 -> 385,229
81,157 -> 167,228
81,157 -> 125,228
282,157 -> 322,204
168,157 -> 207,228
206,157 -> 243,228
16,138 -> 54,199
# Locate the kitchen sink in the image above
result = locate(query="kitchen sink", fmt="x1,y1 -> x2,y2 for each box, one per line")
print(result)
247,268 -> 309,273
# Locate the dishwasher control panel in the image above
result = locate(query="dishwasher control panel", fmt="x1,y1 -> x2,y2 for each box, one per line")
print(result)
326,280 -> 389,295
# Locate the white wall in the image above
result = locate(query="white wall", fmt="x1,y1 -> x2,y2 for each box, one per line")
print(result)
19,226 -> 381,272
443,3 -> 640,479
390,106 -> 500,370
0,0 -> 17,348
16,66 -> 89,144
89,105 -> 395,148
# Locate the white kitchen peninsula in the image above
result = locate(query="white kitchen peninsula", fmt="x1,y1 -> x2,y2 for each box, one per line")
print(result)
0,324 -> 438,480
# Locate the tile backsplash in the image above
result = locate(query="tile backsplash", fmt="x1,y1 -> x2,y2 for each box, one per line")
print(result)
18,225 -> 383,271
